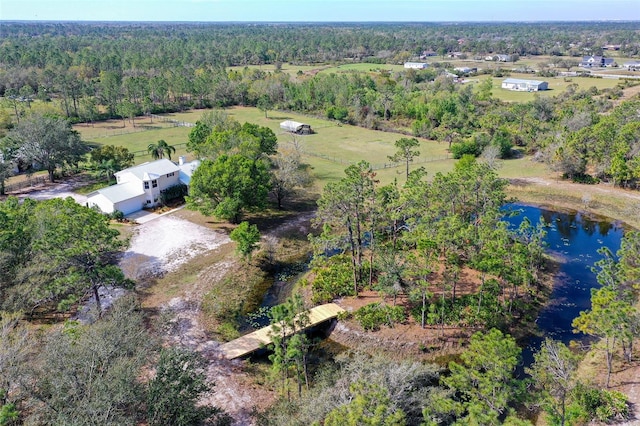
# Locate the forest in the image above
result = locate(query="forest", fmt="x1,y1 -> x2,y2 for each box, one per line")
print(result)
1,21 -> 640,426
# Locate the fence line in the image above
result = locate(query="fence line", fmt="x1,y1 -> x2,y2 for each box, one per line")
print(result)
148,114 -> 195,127
5,176 -> 47,193
298,149 -> 450,170
131,142 -> 188,158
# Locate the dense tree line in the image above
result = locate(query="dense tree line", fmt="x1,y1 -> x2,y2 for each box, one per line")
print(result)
2,23 -> 639,190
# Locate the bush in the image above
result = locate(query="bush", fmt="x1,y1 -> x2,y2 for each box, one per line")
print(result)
451,140 -> 482,159
109,210 -> 125,222
311,255 -> 355,303
570,384 -> 630,423
354,303 -> 406,331
566,173 -> 599,184
159,183 -> 188,205
326,106 -> 349,122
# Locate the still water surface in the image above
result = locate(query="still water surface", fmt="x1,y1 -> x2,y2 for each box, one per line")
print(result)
507,204 -> 626,364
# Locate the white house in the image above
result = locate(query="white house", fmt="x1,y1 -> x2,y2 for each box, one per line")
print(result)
87,157 -> 199,215
501,78 -> 548,92
403,62 -> 429,69
623,61 -> 640,71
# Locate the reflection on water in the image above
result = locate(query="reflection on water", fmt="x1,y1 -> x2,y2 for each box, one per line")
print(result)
506,204 -> 626,367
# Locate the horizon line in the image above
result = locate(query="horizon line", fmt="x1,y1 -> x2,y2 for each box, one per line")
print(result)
2,19 -> 639,24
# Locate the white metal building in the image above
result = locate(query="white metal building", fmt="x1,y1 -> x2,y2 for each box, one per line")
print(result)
280,120 -> 312,134
404,62 -> 429,69
501,78 -> 548,92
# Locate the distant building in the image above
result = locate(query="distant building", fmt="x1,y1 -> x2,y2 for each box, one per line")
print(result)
602,44 -> 621,51
404,62 -> 429,69
580,56 -> 616,68
280,120 -> 312,134
485,54 -> 512,62
501,78 -> 548,92
623,61 -> 640,71
420,50 -> 437,58
454,66 -> 476,74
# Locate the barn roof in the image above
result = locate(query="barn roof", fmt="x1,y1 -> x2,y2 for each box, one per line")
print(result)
502,78 -> 547,85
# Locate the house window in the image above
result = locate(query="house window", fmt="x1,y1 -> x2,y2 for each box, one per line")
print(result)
144,182 -> 149,189
152,180 -> 158,188
146,200 -> 151,204
166,172 -> 174,177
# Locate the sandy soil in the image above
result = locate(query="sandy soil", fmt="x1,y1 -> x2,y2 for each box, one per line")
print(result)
12,174 -> 90,204
119,215 -> 231,279
118,215 -> 265,424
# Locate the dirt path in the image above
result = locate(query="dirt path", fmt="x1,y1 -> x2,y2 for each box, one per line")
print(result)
513,176 -> 640,201
153,212 -> 316,425
120,214 -> 265,424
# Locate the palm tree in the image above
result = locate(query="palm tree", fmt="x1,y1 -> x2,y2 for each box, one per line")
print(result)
94,159 -> 118,181
147,139 -> 176,160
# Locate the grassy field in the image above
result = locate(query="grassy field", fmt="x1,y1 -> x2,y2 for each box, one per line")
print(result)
318,63 -> 406,74
74,116 -> 194,163
73,106 -> 555,191
227,63 -> 329,77
160,107 -> 454,186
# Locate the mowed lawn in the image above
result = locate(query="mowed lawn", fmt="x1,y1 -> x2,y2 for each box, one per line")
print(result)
77,106 -> 550,189
74,116 -> 193,163
227,63 -> 328,77
164,107 -> 453,186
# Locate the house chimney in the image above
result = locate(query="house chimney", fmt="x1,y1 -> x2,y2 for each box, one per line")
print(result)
179,156 -> 185,166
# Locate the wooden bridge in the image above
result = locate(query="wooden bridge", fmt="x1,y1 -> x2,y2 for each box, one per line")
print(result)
219,303 -> 345,359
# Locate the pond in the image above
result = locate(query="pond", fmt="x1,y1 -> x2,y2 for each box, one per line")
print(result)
507,204 -> 626,364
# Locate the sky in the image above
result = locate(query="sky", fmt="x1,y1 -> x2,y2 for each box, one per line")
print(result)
1,0 -> 639,22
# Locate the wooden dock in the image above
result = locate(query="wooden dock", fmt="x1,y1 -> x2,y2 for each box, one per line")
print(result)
219,303 -> 345,359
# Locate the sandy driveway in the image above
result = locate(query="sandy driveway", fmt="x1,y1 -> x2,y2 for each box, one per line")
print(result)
16,179 -> 88,204
119,214 -> 230,280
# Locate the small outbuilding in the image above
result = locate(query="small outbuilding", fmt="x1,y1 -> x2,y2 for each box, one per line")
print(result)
501,78 -> 548,92
280,120 -> 312,134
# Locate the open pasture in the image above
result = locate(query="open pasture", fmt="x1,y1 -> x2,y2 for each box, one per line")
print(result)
87,107 -> 547,190
165,107 -> 452,184
227,63 -> 328,77
318,63 -> 406,74
74,116 -> 192,162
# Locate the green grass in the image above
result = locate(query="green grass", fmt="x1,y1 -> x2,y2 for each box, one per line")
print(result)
166,106 -> 452,186
318,63 -> 406,74
227,63 -> 328,76
81,106 -> 555,189
74,120 -> 193,164
73,178 -> 115,195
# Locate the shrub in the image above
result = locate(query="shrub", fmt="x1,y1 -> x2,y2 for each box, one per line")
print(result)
109,210 -> 125,222
354,303 -> 406,331
159,183 -> 188,205
311,255 -> 355,303
451,140 -> 482,159
570,384 -> 630,424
